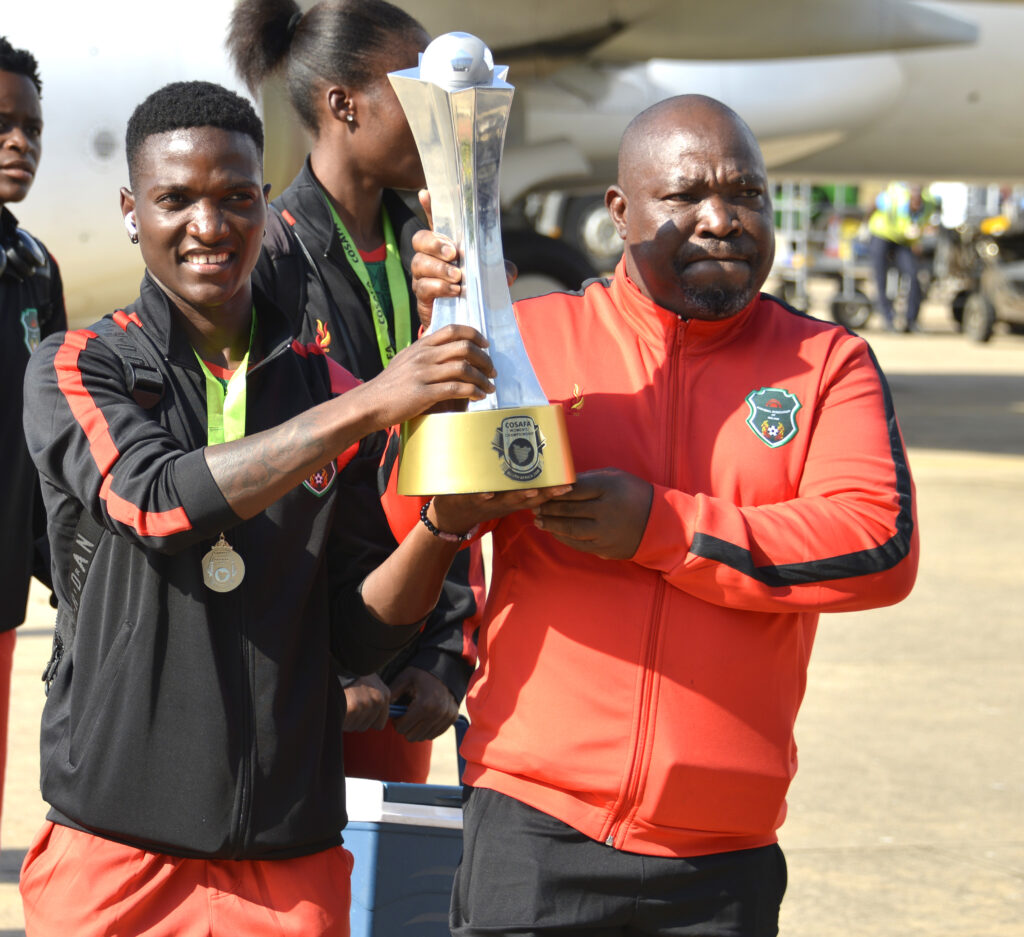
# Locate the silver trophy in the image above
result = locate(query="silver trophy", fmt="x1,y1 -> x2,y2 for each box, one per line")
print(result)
389,33 -> 574,494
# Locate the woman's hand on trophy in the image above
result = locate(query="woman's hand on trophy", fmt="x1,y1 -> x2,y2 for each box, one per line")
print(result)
358,324 -> 496,429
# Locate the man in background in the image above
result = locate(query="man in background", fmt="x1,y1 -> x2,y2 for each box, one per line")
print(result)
867,181 -> 939,332
0,36 -> 66,848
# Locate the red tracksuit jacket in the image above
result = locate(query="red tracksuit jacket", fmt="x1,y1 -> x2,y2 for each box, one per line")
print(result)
385,263 -> 918,857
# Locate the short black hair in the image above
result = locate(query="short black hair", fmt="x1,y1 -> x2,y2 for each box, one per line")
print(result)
125,81 -> 264,186
0,36 -> 42,95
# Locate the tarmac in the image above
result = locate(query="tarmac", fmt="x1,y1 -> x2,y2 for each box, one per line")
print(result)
0,285 -> 1021,936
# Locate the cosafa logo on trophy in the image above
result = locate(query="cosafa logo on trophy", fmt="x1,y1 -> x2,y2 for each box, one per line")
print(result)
492,415 -> 546,482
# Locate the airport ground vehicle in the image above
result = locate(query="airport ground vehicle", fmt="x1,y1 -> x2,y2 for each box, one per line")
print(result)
955,227 -> 1024,342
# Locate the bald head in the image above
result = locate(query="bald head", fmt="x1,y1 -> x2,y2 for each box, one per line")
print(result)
605,94 -> 775,320
617,95 -> 764,192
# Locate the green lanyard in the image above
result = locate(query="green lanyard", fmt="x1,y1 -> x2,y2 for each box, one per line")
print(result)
320,192 -> 411,368
194,315 -> 255,445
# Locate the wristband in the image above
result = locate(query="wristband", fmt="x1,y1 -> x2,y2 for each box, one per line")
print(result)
419,499 -> 479,543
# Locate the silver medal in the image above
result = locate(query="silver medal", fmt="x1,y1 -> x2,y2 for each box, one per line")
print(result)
202,533 -> 245,593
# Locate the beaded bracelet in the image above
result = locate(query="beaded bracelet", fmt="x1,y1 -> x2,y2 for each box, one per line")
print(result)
419,499 -> 479,544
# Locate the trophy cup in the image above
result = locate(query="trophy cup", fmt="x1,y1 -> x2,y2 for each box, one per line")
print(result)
389,32 -> 575,495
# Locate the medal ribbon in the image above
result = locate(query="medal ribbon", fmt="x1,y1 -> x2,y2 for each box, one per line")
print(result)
320,192 -> 411,368
195,314 -> 255,592
194,313 -> 255,445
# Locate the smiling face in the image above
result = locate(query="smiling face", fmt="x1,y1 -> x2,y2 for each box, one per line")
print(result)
607,98 -> 775,320
0,69 -> 43,205
120,126 -> 266,324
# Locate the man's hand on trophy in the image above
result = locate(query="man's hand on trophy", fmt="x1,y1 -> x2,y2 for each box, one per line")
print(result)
531,468 -> 654,560
430,485 -> 574,537
358,324 -> 496,429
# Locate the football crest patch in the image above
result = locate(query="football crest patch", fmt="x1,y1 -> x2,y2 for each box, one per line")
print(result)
303,461 -> 337,496
20,307 -> 41,353
492,415 -> 546,483
745,387 -> 801,448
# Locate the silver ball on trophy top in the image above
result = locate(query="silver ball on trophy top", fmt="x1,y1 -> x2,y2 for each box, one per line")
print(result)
418,31 -> 494,89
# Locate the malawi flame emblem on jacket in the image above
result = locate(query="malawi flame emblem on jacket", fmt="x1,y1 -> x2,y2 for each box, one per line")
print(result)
303,461 -> 337,496
745,387 -> 801,448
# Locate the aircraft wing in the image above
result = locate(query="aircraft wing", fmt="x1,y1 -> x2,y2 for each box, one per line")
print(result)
398,0 -> 978,62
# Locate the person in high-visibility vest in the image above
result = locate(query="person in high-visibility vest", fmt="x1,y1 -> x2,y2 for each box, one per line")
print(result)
867,182 -> 939,332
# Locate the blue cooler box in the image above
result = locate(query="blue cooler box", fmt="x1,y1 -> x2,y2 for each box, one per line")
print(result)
345,777 -> 464,936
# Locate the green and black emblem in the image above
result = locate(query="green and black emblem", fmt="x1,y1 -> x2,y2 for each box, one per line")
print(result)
745,387 -> 801,448
20,307 -> 41,353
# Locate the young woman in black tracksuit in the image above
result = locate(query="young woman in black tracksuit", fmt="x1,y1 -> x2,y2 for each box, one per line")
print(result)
228,0 -> 480,784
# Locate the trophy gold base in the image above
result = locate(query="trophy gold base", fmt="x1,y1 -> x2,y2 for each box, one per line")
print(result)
397,404 -> 575,495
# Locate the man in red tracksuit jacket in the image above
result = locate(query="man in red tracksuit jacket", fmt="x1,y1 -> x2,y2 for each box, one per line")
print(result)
387,94 -> 919,936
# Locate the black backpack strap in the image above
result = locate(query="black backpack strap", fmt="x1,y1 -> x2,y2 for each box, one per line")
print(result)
91,315 -> 165,409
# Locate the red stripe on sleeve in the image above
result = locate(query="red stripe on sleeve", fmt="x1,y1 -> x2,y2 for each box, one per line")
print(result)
99,475 -> 192,538
55,330 -> 120,476
56,330 -> 192,539
281,209 -> 297,226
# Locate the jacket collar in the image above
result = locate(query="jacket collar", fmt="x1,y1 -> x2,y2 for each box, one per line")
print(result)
608,257 -> 761,355
278,156 -> 418,264
124,271 -> 296,368
280,157 -> 337,257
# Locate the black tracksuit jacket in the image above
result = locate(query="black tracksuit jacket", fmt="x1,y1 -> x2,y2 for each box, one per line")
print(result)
1,207 -> 66,631
23,275 -> 425,859
254,160 -> 476,699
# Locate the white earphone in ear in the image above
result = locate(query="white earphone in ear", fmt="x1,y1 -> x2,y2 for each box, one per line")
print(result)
124,212 -> 138,243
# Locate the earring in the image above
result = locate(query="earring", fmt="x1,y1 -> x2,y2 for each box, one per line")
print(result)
124,212 -> 139,244
345,114 -> 354,123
